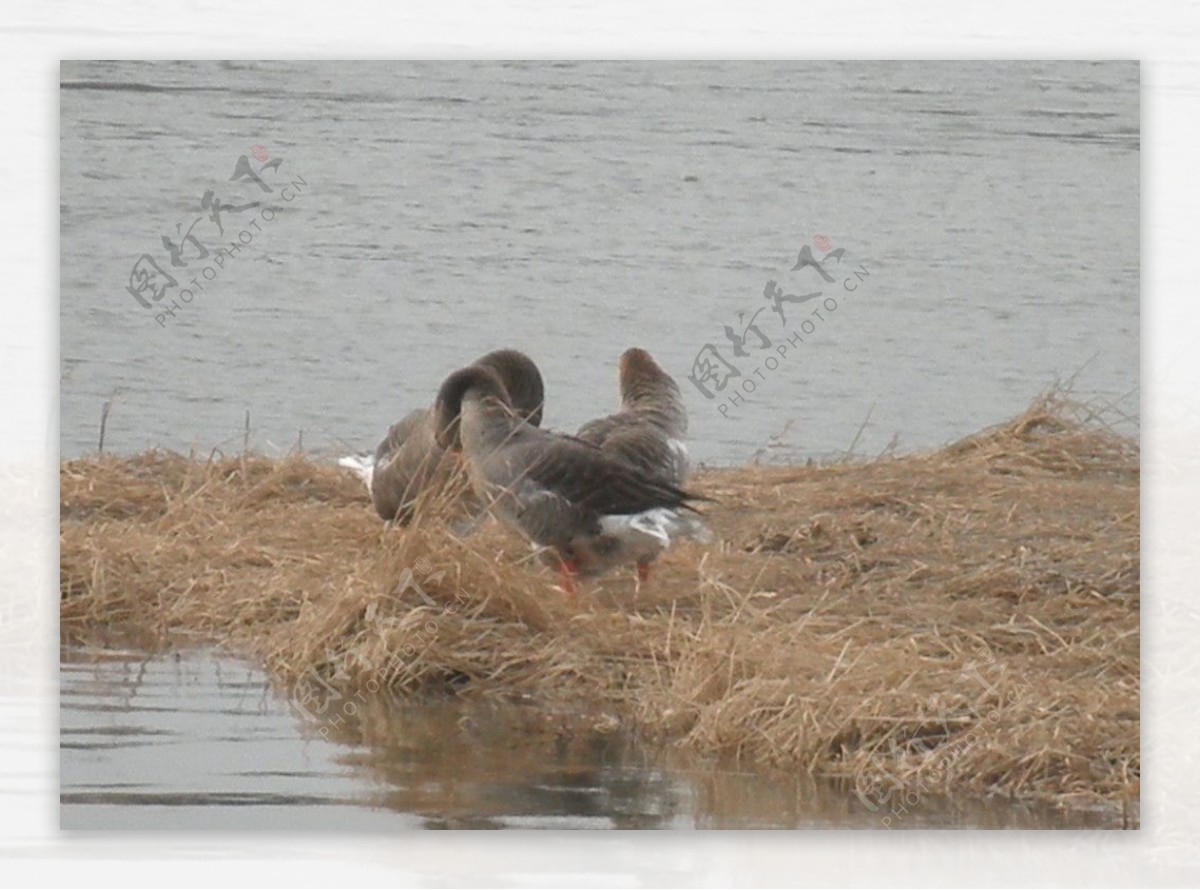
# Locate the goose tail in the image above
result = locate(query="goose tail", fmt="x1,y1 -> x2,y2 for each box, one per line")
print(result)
628,507 -> 712,545
338,452 -> 376,493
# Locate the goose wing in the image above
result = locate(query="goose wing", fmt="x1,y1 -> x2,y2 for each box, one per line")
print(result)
507,429 -> 700,517
575,412 -> 623,446
370,409 -> 450,523
577,412 -> 687,484
374,409 -> 430,464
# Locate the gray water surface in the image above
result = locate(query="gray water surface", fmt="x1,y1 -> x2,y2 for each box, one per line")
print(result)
59,61 -> 1139,464
60,648 -> 1123,830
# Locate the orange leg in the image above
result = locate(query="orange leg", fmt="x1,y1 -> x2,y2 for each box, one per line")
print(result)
559,560 -> 579,595
636,561 -> 651,583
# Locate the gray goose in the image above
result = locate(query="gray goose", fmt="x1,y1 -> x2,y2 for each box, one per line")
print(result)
433,364 -> 708,592
576,347 -> 690,485
575,347 -> 692,579
340,349 -> 544,524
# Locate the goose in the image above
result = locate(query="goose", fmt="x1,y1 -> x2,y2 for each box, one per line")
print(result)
340,349 -> 544,524
574,347 -> 692,580
575,347 -> 690,486
432,364 -> 709,592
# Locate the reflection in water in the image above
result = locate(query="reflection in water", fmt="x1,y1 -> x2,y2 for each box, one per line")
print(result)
60,649 -> 1120,829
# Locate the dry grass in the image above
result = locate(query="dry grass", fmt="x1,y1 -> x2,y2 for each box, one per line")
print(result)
60,395 -> 1139,819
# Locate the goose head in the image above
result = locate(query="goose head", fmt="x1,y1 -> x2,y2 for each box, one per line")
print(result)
618,347 -> 677,402
472,348 -> 545,427
617,348 -> 687,439
433,365 -> 513,450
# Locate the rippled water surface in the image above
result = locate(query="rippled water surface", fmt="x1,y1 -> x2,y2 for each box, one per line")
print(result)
59,61 -> 1138,463
60,649 -> 1123,830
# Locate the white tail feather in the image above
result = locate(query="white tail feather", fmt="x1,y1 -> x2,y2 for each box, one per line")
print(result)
629,507 -> 711,544
338,453 -> 375,493
595,507 -> 710,566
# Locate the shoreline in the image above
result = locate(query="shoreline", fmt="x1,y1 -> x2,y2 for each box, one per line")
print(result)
60,396 -> 1140,823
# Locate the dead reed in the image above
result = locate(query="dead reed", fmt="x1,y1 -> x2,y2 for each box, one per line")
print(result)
60,394 -> 1139,815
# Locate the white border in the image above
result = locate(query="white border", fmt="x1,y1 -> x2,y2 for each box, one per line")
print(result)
4,1 -> 1196,885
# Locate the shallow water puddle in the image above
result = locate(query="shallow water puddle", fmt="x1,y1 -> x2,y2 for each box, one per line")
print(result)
60,648 -> 1121,829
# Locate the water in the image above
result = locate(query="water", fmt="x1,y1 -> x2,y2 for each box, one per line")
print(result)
59,61 -> 1139,464
60,648 -> 1122,830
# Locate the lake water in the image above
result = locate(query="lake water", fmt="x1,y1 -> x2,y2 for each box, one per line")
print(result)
60,648 -> 1123,830
59,61 -> 1139,464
